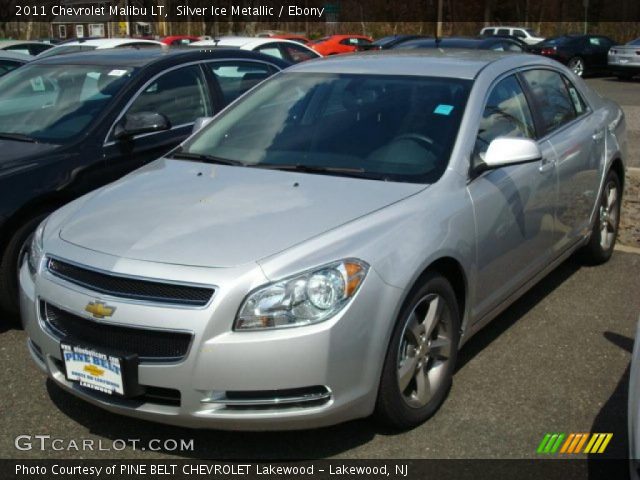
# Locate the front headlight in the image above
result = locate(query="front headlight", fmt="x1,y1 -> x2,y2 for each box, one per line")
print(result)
235,259 -> 369,330
27,219 -> 47,276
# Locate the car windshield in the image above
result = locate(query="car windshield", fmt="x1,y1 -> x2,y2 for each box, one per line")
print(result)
0,63 -> 134,143
526,29 -> 538,36
181,73 -> 471,183
629,38 -> 640,45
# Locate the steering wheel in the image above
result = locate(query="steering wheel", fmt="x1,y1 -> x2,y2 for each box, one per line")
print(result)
392,133 -> 436,148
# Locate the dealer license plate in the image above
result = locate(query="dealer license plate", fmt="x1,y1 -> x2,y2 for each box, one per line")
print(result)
61,343 -> 126,396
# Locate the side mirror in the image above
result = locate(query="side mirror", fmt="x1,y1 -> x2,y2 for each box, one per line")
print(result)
192,116 -> 213,135
483,137 -> 542,168
114,112 -> 171,140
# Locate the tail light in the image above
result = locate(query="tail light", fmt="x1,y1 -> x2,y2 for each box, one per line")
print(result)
540,47 -> 556,55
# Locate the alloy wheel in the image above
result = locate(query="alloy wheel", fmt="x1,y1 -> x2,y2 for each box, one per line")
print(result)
569,57 -> 584,76
396,293 -> 453,408
599,180 -> 619,250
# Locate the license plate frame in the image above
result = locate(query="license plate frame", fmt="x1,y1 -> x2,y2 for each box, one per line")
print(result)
60,341 -> 143,397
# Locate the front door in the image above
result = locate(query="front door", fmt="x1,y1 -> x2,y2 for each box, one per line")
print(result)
467,74 -> 558,320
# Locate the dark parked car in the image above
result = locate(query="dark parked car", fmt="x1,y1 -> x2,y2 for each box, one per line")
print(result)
530,34 -> 616,77
393,36 -> 528,52
0,51 -> 30,77
0,48 -> 288,314
356,34 -> 427,51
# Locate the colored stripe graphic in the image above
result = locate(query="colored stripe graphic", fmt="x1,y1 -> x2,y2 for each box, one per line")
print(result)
538,433 -> 613,454
537,433 -> 565,454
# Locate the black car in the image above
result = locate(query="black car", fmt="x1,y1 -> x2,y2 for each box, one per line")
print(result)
530,34 -> 616,77
356,34 -> 427,51
0,48 -> 289,314
392,36 -> 528,52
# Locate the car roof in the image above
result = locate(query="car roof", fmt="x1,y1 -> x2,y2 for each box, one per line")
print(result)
0,51 -> 31,61
52,38 -> 162,48
285,49 -> 554,80
27,47 -> 291,69
192,37 -> 315,51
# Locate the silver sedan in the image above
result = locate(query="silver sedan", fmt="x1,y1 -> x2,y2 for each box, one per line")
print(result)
20,50 -> 627,430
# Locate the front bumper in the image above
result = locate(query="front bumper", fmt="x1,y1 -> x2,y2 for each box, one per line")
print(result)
20,253 -> 402,430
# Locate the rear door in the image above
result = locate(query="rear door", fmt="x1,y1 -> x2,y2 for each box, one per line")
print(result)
102,63 -> 212,182
520,68 -> 604,250
467,74 -> 558,320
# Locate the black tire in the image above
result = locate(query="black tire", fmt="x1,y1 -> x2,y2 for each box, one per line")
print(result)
375,272 -> 460,430
0,214 -> 49,315
580,169 -> 622,265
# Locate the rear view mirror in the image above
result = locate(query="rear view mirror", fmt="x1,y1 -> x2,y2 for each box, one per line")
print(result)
114,112 -> 171,139
483,137 -> 542,168
192,117 -> 213,135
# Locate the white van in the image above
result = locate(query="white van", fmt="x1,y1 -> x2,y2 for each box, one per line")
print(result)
480,26 -> 544,45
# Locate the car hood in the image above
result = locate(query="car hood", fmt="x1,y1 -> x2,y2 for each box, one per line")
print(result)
0,139 -> 61,175
59,158 -> 425,268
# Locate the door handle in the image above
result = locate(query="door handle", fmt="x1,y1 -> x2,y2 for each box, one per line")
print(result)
539,157 -> 556,173
592,130 -> 605,142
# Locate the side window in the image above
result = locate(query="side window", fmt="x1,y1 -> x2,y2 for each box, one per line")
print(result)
521,69 -> 577,135
0,60 -> 22,76
497,28 -> 510,36
282,44 -> 318,63
125,65 -> 210,129
208,61 -> 275,104
484,28 -> 495,35
474,75 -> 535,164
513,29 -> 526,39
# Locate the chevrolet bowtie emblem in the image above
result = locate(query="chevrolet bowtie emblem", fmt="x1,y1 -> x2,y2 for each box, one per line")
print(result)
83,364 -> 105,377
85,301 -> 116,319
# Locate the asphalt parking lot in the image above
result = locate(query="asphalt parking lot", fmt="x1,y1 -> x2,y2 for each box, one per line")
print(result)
0,76 -> 639,462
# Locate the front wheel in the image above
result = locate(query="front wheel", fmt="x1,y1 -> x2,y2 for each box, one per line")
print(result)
0,214 -> 49,315
568,56 -> 586,77
580,169 -> 621,264
375,272 -> 460,429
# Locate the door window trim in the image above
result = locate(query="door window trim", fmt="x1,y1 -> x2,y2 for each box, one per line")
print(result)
516,66 -> 593,143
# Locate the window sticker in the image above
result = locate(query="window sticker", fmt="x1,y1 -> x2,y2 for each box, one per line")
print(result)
568,88 -> 583,114
30,77 -> 45,92
108,69 -> 128,77
434,104 -> 454,115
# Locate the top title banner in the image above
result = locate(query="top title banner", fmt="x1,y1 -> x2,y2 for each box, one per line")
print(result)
4,0 -> 640,22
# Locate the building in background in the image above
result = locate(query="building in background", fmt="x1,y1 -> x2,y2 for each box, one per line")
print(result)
50,0 -> 156,40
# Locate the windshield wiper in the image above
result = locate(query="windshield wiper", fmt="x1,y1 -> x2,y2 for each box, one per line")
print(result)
0,132 -> 38,143
251,163 -> 373,179
170,151 -> 245,166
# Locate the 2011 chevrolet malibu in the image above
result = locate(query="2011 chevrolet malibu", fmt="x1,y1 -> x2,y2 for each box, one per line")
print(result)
21,50 -> 627,430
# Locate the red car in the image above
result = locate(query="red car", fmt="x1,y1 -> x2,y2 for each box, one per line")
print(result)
161,35 -> 201,46
310,34 -> 373,55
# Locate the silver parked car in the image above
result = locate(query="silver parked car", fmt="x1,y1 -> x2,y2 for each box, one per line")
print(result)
609,38 -> 640,80
21,50 -> 626,430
